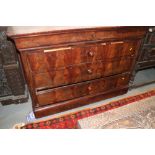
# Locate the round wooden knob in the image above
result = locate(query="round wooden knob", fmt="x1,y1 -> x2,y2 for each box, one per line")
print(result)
87,69 -> 93,74
88,51 -> 94,57
129,47 -> 133,51
121,77 -> 125,80
88,86 -> 92,91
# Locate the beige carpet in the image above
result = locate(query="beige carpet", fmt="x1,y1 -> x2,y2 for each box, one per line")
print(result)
78,92 -> 155,129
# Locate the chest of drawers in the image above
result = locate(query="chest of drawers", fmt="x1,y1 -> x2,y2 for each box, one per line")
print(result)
8,27 -> 147,118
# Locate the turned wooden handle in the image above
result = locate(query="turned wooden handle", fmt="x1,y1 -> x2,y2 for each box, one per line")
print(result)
44,47 -> 72,53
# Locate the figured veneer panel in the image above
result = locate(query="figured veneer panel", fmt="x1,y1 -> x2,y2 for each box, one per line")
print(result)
27,40 -> 140,74
36,73 -> 130,106
33,57 -> 133,89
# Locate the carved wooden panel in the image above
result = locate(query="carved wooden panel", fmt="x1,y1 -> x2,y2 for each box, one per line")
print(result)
0,28 -> 28,105
0,68 -> 12,97
137,27 -> 155,70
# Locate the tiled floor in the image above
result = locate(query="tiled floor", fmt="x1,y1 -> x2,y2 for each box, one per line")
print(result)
0,68 -> 155,129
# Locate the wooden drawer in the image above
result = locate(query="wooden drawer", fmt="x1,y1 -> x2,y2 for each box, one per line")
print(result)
27,40 -> 139,73
34,57 -> 134,89
36,73 -> 130,106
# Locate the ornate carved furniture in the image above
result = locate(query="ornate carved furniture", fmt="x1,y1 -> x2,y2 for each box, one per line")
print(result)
0,27 -> 28,105
8,27 -> 147,118
130,27 -> 155,88
137,27 -> 155,70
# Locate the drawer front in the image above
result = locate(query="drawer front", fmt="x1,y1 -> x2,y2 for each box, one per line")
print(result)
36,73 -> 130,106
34,57 -> 134,89
27,40 -> 140,73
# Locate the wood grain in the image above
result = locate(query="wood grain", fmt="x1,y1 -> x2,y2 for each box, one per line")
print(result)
8,27 -> 148,118
36,73 -> 130,106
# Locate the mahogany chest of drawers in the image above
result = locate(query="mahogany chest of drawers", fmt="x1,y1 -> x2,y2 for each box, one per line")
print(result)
8,27 -> 147,118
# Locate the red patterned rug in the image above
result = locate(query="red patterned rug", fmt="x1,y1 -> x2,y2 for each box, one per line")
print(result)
19,89 -> 155,129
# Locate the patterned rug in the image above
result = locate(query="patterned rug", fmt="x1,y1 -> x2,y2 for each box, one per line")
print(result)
78,91 -> 155,129
16,89 -> 155,129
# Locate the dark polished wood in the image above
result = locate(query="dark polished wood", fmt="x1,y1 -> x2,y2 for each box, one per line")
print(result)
26,40 -> 139,72
33,57 -> 133,89
36,73 -> 130,106
9,27 -> 147,51
8,27 -> 147,118
35,87 -> 129,118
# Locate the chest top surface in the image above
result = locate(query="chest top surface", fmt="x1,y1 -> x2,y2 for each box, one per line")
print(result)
7,26 -> 101,36
7,26 -> 148,52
